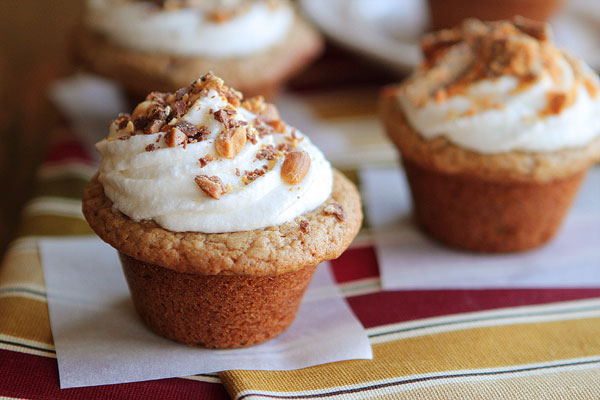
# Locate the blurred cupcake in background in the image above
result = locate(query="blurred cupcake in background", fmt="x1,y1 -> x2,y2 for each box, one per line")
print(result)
380,17 -> 600,253
428,0 -> 564,30
74,0 -> 323,100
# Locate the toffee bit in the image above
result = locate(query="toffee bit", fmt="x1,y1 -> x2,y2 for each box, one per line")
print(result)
150,106 -> 169,121
198,154 -> 214,168
145,119 -> 165,134
277,143 -> 291,153
299,220 -> 310,234
254,117 -> 275,137
164,127 -> 187,147
147,91 -> 168,105
228,118 -> 247,129
114,113 -> 131,130
285,128 -> 304,147
201,72 -> 213,82
235,168 -> 241,176
145,144 -> 156,152
195,175 -> 225,200
134,115 -> 148,131
323,202 -> 346,222
247,130 -> 258,144
223,87 -> 242,107
175,86 -> 191,101
175,120 -> 199,137
213,109 -> 230,126
243,168 -> 267,185
171,100 -> 187,118
155,134 -> 162,143
256,145 -> 277,161
267,119 -> 286,133
192,125 -> 211,141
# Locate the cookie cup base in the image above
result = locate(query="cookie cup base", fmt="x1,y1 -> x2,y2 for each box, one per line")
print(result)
119,252 -> 317,349
402,157 -> 586,253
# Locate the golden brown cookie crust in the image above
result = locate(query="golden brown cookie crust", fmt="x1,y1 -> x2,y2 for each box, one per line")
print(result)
380,89 -> 600,183
73,15 -> 323,99
82,169 -> 362,276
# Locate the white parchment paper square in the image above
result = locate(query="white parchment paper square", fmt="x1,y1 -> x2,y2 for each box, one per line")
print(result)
39,237 -> 372,388
361,167 -> 600,290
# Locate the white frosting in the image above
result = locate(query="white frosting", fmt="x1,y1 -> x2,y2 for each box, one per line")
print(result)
87,0 -> 294,58
399,47 -> 600,154
96,89 -> 333,233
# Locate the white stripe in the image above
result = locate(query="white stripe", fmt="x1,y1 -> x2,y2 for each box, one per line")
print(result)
339,277 -> 381,298
182,374 -> 222,384
0,333 -> 55,354
234,356 -> 600,400
367,297 -> 600,344
0,282 -> 46,295
0,287 -> 46,303
22,197 -> 84,219
37,161 -> 96,180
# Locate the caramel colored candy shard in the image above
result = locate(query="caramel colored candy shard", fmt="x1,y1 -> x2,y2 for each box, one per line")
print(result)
195,175 -> 226,200
215,126 -> 247,159
164,127 -> 187,147
281,151 -> 311,185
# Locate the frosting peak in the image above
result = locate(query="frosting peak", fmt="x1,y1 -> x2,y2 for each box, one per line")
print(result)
398,17 -> 600,153
96,73 -> 333,233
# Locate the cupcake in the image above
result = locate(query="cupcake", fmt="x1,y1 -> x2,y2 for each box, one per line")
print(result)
82,73 -> 362,348
380,17 -> 600,253
74,0 -> 323,100
427,0 -> 564,30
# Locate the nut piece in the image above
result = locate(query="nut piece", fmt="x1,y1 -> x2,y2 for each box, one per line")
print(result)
195,175 -> 226,200
215,126 -> 247,159
281,151 -> 311,185
323,202 -> 346,221
299,220 -> 310,234
164,127 -> 187,147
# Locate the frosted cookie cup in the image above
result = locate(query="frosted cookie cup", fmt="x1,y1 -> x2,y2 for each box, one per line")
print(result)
73,0 -> 323,101
380,18 -> 600,253
82,74 -> 362,348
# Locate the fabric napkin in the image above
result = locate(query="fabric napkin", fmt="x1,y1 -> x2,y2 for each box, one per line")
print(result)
39,237 -> 371,388
361,166 -> 600,290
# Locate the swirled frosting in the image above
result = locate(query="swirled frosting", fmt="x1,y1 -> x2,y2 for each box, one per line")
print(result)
86,0 -> 294,57
397,17 -> 600,153
96,73 -> 332,233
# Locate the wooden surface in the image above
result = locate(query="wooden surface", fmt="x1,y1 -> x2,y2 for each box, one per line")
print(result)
0,1 -> 85,254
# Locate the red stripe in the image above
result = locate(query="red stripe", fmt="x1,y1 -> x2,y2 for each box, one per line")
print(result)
348,289 -> 600,329
44,137 -> 94,165
330,246 -> 379,283
0,350 -> 228,400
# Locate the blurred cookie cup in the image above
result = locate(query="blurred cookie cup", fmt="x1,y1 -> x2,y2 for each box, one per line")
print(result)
73,0 -> 323,102
380,18 -> 600,253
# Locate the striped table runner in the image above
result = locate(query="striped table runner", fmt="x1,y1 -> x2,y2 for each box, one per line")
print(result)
2,105 -> 600,399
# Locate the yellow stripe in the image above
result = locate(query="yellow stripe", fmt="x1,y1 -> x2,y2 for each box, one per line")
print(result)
16,215 -> 93,237
0,244 -> 45,289
0,297 -> 53,347
221,316 -> 600,394
387,366 -> 600,400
